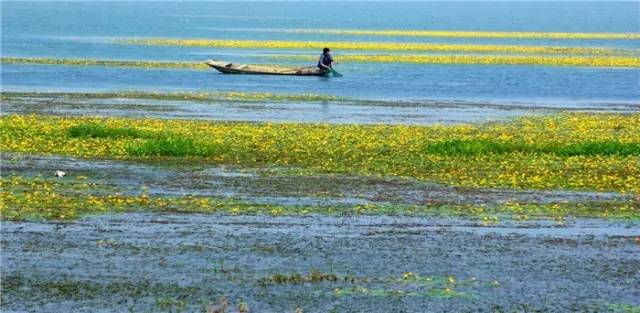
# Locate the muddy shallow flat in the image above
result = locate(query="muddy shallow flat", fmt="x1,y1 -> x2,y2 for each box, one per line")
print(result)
2,213 -> 639,312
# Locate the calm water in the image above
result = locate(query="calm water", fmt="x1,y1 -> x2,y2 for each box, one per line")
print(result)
2,1 -> 640,104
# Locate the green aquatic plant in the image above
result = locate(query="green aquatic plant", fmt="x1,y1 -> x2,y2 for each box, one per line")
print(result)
68,123 -> 156,139
424,139 -> 640,156
126,137 -> 227,157
258,270 -> 346,285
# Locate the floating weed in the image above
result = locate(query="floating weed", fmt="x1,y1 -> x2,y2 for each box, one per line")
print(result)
283,29 -> 640,40
260,271 -> 485,299
258,270 -> 360,286
269,54 -> 640,68
118,38 -> 632,56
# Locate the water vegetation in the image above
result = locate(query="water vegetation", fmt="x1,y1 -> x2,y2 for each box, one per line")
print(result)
259,271 -> 493,299
284,29 -> 640,40
0,57 -> 207,70
1,175 -> 637,221
119,38 -> 633,56
5,54 -> 638,69
1,113 -> 639,194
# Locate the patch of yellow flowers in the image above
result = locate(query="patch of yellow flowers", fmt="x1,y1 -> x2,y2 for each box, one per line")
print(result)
1,113 -> 639,194
120,38 -> 633,56
285,29 -> 640,40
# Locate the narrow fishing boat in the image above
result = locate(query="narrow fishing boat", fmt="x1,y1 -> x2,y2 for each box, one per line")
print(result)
205,60 -> 329,76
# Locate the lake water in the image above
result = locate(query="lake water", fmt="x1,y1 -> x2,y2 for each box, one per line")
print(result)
2,1 -> 640,105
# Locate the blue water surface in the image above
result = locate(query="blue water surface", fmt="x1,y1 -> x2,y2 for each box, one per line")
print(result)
2,1 -> 639,104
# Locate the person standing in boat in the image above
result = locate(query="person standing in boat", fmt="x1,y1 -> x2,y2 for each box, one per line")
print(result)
318,47 -> 334,72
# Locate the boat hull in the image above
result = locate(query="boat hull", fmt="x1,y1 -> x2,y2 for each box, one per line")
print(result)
205,60 -> 328,76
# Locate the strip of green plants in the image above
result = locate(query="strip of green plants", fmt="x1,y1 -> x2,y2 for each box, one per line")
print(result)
127,137 -> 227,157
424,139 -> 640,157
67,124 -> 219,156
68,123 -> 640,158
67,123 -> 157,139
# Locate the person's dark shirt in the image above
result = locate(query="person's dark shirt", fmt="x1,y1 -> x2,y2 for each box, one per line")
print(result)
318,53 -> 333,68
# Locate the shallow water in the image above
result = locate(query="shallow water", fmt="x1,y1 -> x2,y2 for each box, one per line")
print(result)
2,213 -> 639,312
2,4 -> 639,311
6,91 -> 638,124
2,1 -> 640,108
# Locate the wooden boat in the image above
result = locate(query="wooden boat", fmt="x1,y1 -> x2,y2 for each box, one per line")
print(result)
205,60 -> 329,76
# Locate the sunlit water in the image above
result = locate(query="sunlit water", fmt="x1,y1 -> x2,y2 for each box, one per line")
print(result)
2,1 -> 639,105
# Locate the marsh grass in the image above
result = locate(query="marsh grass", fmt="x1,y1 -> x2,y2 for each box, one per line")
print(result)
67,123 -> 227,157
127,137 -> 227,157
425,139 -> 640,156
131,138 -> 640,158
68,123 -> 156,139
